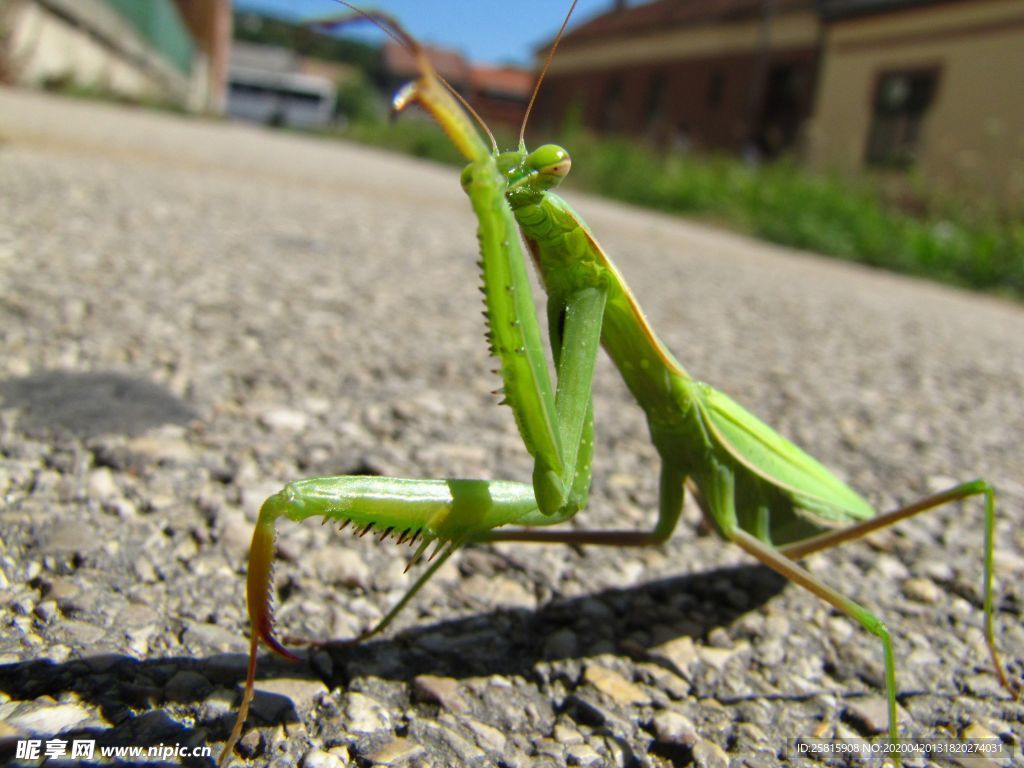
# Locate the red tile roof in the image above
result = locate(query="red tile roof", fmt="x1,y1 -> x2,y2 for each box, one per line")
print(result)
382,40 -> 470,85
469,65 -> 534,98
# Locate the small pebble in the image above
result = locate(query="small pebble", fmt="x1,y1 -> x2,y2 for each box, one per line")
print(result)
693,739 -> 729,768
259,406 -> 309,432
345,691 -> 392,734
651,710 -> 698,747
301,748 -> 346,768
903,576 -> 941,603
367,737 -> 424,765
583,664 -> 648,706
566,743 -> 603,767
843,696 -> 893,735
413,674 -> 468,713
649,636 -> 698,676
7,702 -> 95,734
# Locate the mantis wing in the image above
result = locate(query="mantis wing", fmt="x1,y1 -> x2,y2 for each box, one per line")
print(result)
696,383 -> 876,527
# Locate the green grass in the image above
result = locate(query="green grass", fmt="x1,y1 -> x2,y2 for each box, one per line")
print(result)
569,137 -> 1023,297
333,118 -> 1023,299
335,117 -> 469,166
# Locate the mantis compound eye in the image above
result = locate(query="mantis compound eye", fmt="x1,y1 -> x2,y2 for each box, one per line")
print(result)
527,144 -> 572,182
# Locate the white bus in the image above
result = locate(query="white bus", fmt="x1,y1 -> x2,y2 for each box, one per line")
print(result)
227,67 -> 336,129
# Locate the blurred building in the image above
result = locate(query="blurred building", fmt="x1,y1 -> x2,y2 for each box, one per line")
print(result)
531,0 -> 821,157
382,39 -> 470,97
470,64 -> 536,130
808,0 -> 1024,207
226,41 -> 337,129
531,0 -> 1023,205
0,0 -> 230,112
382,39 -> 533,130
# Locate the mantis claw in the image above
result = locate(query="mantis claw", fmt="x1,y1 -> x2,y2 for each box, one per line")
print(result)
246,519 -> 300,662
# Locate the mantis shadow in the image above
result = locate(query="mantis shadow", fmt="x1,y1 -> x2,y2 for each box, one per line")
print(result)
0,370 -> 195,439
329,562 -> 785,681
0,564 -> 784,765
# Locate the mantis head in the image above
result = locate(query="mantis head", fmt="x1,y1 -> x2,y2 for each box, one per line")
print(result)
462,144 -> 572,206
510,144 -> 572,192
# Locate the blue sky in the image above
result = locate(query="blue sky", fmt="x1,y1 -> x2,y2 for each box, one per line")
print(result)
233,0 -> 617,66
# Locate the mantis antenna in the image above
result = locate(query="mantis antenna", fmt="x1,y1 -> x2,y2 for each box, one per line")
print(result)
519,0 -> 581,149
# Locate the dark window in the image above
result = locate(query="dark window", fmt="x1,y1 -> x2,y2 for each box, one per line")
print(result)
646,72 -> 667,132
601,76 -> 624,132
286,89 -> 326,107
706,71 -> 725,110
865,69 -> 939,168
758,64 -> 809,155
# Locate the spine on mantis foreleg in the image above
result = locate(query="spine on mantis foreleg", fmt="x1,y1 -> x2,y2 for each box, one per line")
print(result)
245,476 -> 543,656
470,166 -> 567,513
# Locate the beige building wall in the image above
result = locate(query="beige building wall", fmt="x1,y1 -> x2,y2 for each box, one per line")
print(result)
1,0 -> 195,107
807,0 -> 1024,208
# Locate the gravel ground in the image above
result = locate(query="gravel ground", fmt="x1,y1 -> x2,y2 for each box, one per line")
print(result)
0,88 -> 1021,767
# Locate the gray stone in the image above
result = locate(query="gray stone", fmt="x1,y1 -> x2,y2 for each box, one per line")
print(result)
165,670 -> 213,702
259,406 -> 310,433
693,739 -> 730,768
60,619 -> 106,646
125,434 -> 195,465
413,717 -> 486,763
902,576 -> 942,604
843,696 -> 895,735
7,701 -> 96,734
651,710 -> 698,747
250,677 -> 329,721
566,743 -> 604,767
345,691 -> 392,735
649,636 -> 698,678
87,467 -> 120,499
182,621 -> 247,653
582,664 -> 649,706
301,747 -> 347,768
41,521 -> 103,555
413,674 -> 469,713
199,688 -> 235,724
365,737 -> 424,765
310,546 -> 371,590
238,728 -> 264,759
463,717 -> 506,753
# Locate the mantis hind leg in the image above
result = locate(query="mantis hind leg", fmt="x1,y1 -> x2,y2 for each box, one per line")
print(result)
730,478 -> 1017,766
730,528 -> 903,753
778,480 -> 1016,698
690,459 -> 907,756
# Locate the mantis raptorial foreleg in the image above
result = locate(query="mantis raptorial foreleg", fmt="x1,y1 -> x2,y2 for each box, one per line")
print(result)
219,4 -> 1018,765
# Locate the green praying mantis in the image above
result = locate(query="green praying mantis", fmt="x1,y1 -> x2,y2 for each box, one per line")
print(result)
220,3 -> 1018,764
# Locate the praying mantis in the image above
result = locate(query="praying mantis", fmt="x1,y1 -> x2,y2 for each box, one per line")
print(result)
220,3 -> 1018,764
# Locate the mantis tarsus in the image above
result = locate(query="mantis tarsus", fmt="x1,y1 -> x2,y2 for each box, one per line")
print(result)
220,3 -> 1018,764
